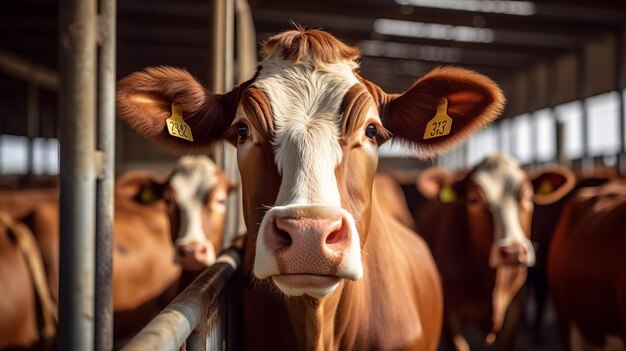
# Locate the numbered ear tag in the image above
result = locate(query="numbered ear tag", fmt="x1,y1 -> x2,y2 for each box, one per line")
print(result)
423,98 -> 453,140
439,185 -> 457,203
166,104 -> 194,142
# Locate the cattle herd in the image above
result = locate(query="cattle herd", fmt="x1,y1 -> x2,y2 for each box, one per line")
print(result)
1,28 -> 625,351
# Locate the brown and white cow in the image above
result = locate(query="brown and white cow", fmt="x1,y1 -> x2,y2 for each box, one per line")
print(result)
116,28 -> 505,350
0,156 -> 234,346
547,180 -> 626,350
415,153 -> 535,351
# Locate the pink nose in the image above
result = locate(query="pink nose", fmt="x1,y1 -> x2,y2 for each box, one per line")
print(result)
264,208 -> 351,275
498,244 -> 528,265
177,242 -> 209,268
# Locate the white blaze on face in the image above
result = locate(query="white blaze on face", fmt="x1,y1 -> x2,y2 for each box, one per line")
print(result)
470,154 -> 535,268
251,58 -> 364,292
169,156 -> 219,266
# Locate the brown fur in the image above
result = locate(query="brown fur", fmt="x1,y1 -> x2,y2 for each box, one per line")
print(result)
548,180 -> 626,348
527,166 -> 616,340
415,161 -> 532,351
115,28 -> 508,350
0,211 -> 55,351
261,27 -> 360,64
0,168 -> 234,347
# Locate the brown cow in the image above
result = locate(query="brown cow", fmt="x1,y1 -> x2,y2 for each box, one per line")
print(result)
373,173 -> 416,230
548,180 -> 626,350
116,28 -> 505,349
527,165 -> 614,343
0,156 -> 234,347
0,211 -> 56,351
415,153 -> 536,351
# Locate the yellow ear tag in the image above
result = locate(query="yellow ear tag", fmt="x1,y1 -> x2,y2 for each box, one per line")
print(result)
537,179 -> 554,195
439,185 -> 457,203
423,98 -> 453,140
166,104 -> 194,142
140,188 -> 155,204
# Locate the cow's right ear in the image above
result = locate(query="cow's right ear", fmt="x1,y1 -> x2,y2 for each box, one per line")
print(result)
532,166 -> 576,205
416,167 -> 458,203
116,66 -> 243,152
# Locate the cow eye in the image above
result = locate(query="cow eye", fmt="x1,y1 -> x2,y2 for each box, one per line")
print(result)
237,124 -> 249,142
365,124 -> 378,138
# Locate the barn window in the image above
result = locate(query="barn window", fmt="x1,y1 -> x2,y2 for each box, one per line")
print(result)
0,134 -> 28,174
533,108 -> 556,162
585,91 -> 620,157
512,113 -> 532,164
467,127 -> 497,167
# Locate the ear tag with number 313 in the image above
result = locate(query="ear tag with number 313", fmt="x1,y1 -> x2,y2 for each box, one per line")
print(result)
423,98 -> 453,140
166,104 -> 194,142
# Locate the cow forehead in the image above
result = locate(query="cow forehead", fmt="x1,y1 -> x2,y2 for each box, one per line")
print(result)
169,157 -> 219,200
252,58 -> 361,132
471,155 -> 525,202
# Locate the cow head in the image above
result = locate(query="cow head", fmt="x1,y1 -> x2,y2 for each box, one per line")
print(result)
115,156 -> 235,271
116,28 -> 505,298
418,153 -> 535,340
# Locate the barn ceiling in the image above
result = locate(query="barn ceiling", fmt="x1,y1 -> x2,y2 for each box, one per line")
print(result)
0,0 -> 625,137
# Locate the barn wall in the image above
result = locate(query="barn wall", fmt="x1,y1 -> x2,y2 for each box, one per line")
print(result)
586,34 -> 616,97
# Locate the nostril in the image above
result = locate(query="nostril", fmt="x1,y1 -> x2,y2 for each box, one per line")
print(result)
198,245 -> 208,254
326,228 -> 345,244
276,228 -> 292,246
178,246 -> 188,257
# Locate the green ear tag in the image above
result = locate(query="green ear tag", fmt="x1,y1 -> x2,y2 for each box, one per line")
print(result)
166,104 -> 194,142
423,98 -> 453,140
439,185 -> 457,203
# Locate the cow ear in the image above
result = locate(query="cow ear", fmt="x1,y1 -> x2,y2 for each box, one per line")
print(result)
532,166 -> 576,205
382,67 -> 505,159
416,167 -> 458,203
117,66 -> 241,153
115,171 -> 166,205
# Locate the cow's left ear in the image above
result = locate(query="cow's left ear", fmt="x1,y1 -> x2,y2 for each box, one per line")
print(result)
381,67 -> 505,159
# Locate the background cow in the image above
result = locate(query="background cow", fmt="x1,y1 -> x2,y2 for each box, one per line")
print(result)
415,153 -> 535,351
548,180 -> 626,351
116,28 -> 505,350
0,211 -> 56,351
526,165 -> 615,344
0,156 -> 235,348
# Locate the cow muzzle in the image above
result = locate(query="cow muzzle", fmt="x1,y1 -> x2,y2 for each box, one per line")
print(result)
254,205 -> 363,298
175,241 -> 216,271
489,240 -> 535,268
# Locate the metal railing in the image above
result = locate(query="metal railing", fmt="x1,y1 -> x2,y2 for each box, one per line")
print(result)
121,247 -> 242,351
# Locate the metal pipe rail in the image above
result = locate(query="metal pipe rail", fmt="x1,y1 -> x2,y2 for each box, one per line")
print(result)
121,247 -> 242,351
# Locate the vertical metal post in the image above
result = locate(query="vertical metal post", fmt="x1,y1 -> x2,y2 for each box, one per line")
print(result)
59,0 -> 97,349
578,49 -> 591,174
95,0 -> 116,349
26,84 -> 39,177
210,0 -> 238,246
615,28 -> 626,175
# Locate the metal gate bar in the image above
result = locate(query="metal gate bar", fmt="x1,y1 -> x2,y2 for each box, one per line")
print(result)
96,0 -> 117,349
58,0 -> 98,349
120,248 -> 242,351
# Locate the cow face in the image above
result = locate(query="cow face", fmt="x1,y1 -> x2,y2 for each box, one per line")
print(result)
163,156 -> 234,271
116,28 -> 505,298
115,157 -> 234,271
462,154 -> 535,268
